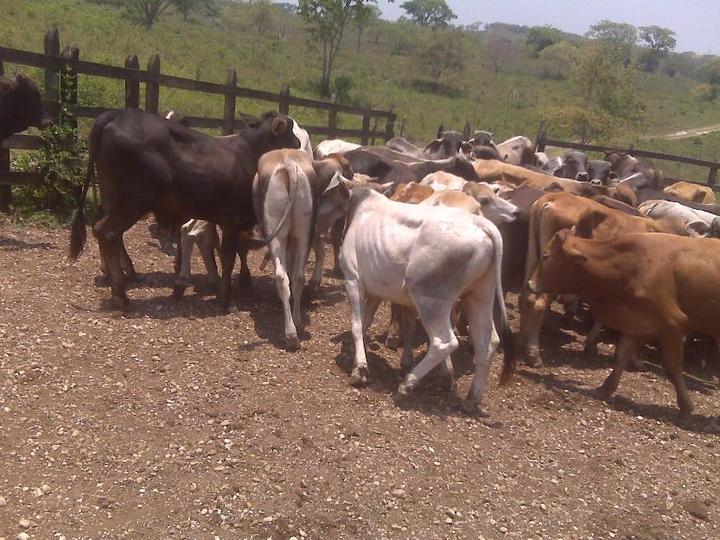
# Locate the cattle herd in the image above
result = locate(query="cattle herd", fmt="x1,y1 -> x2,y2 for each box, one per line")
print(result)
3,73 -> 720,426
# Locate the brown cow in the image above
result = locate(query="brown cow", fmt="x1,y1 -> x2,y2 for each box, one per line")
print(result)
519,191 -> 687,366
391,182 -> 435,204
664,181 -> 716,205
529,230 -> 720,422
473,160 -> 609,198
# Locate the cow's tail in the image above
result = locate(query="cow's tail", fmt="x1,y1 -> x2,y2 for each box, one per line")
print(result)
239,158 -> 299,250
68,112 -> 115,261
486,220 -> 516,385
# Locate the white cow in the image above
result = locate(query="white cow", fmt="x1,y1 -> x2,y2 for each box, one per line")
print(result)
495,135 -> 534,166
339,189 -> 516,412
254,149 -> 349,350
315,138 -> 361,159
638,199 -> 720,237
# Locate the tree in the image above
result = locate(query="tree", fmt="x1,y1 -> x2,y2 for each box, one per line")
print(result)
415,28 -> 466,82
298,0 -> 378,94
526,25 -> 563,55
537,41 -> 580,79
484,33 -> 515,74
172,0 -> 218,21
639,25 -> 677,57
124,0 -> 172,27
586,20 -> 637,65
400,0 -> 456,28
544,44 -> 646,143
353,3 -> 381,52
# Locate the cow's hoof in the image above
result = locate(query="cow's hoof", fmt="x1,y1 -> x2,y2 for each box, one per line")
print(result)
285,334 -> 300,351
110,295 -> 129,311
385,334 -> 400,350
396,381 -> 413,398
308,279 -> 320,292
461,398 -> 479,415
628,358 -> 645,372
595,382 -> 615,399
525,356 -> 544,368
348,367 -> 368,387
583,343 -> 598,356
172,284 -> 187,299
400,354 -> 415,369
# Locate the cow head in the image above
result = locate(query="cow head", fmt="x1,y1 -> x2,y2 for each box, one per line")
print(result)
423,131 -> 466,159
587,160 -> 617,186
554,151 -> 589,181
462,182 -> 519,224
0,73 -> 52,140
469,130 -> 494,147
528,229 -> 586,295
262,112 -> 300,150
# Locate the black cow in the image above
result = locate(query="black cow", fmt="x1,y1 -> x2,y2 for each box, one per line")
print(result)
68,109 -> 300,309
0,73 -> 51,141
554,151 -> 589,181
343,148 -> 480,189
587,160 -> 617,186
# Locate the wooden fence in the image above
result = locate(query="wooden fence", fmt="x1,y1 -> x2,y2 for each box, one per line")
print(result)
535,124 -> 720,190
0,29 -> 397,210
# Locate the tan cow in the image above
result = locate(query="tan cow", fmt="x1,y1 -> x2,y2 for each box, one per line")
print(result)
520,191 -> 687,367
529,230 -> 720,422
391,182 -> 435,204
663,181 -> 716,204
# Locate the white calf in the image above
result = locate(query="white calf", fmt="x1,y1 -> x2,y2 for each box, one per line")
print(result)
340,189 -> 515,411
315,139 -> 361,159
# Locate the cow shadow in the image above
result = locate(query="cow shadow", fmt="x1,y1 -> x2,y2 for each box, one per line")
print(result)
332,329 -> 502,421
520,368 -> 720,434
0,234 -> 55,251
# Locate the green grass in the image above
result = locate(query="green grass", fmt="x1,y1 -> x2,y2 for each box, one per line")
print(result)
1,0 -> 719,167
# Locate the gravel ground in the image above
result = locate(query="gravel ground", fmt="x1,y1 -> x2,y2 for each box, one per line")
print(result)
0,220 -> 719,540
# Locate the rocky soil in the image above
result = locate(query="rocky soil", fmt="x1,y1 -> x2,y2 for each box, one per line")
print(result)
0,220 -> 719,539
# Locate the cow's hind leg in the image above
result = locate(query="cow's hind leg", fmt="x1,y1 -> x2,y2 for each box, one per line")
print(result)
237,246 -> 252,289
270,238 -> 299,351
218,227 -> 237,308
308,231 -> 325,290
118,236 -> 137,281
198,226 -> 220,289
174,223 -> 196,298
93,212 -> 141,309
399,305 -> 417,369
331,218 -> 344,277
463,284 -> 499,413
345,279 -> 369,386
520,291 -> 551,367
658,332 -> 693,422
397,298 -> 458,397
289,232 -> 311,340
598,333 -> 639,397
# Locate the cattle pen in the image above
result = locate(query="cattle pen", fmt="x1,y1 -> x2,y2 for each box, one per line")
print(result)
0,28 -> 397,211
535,124 -> 720,190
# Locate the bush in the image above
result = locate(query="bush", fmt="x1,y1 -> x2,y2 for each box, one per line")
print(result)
14,104 -> 88,221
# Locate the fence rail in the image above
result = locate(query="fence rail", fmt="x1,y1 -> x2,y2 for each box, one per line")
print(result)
535,124 -> 720,188
0,29 -> 397,210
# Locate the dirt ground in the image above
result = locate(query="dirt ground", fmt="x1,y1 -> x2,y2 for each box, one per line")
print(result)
0,220 -> 719,540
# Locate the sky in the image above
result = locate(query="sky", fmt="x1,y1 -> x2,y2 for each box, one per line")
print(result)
379,0 -> 720,55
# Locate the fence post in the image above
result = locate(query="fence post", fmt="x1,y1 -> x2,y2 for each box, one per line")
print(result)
709,166 -> 718,187
361,109 -> 371,146
0,57 -> 8,212
384,108 -> 396,142
399,117 -> 406,138
60,45 -> 79,130
223,68 -> 237,135
279,83 -> 290,116
370,118 -> 379,146
125,55 -> 140,109
328,93 -> 338,139
534,121 -> 546,153
44,28 -> 61,120
145,53 -> 161,114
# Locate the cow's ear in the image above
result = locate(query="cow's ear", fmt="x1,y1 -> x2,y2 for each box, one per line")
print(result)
423,139 -> 442,155
557,230 -> 587,262
544,181 -> 563,193
271,116 -> 289,136
323,172 -> 342,194
687,221 -> 709,237
14,72 -> 31,87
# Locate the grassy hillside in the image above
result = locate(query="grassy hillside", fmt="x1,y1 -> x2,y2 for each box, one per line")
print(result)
1,0 -> 719,181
